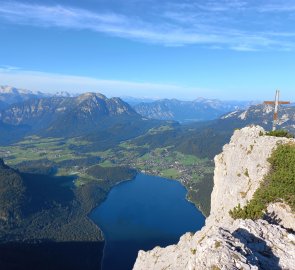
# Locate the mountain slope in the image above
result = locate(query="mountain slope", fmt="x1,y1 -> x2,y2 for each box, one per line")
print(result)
134,98 -> 255,122
0,159 -> 26,227
0,101 -> 7,111
0,159 -> 104,269
0,121 -> 31,145
0,158 -> 102,242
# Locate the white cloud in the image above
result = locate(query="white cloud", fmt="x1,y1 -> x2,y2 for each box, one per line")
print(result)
0,69 -> 211,99
0,1 -> 294,50
0,65 -> 21,72
258,3 -> 295,12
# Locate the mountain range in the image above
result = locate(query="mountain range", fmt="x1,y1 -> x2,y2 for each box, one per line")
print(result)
0,85 -> 75,111
1,86 -> 261,123
0,85 -> 294,151
0,89 -> 165,146
0,92 -> 136,128
133,98 -> 257,122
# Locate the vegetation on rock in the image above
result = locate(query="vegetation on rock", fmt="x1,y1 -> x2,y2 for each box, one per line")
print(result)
230,143 -> 295,219
265,129 -> 294,138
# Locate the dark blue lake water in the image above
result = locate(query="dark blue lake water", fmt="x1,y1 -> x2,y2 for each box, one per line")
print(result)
90,173 -> 205,270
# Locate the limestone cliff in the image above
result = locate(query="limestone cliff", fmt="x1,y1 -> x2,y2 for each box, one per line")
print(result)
133,126 -> 295,270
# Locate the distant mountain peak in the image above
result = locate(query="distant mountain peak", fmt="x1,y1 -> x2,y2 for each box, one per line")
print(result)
0,85 -> 49,110
0,85 -> 31,94
193,97 -> 207,102
53,91 -> 75,97
76,92 -> 107,102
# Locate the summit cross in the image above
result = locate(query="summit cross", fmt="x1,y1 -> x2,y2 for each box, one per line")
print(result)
264,90 -> 290,131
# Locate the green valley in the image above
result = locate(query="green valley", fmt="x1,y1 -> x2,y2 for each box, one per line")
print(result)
0,123 -> 215,216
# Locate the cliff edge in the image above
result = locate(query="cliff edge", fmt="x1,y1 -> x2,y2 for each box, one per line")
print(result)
133,126 -> 295,270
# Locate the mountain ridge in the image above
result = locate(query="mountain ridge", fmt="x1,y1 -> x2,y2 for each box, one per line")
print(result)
0,90 -> 169,151
134,98 -> 257,122
0,92 -> 141,137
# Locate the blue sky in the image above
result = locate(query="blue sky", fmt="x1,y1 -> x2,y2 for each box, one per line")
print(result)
0,0 -> 295,100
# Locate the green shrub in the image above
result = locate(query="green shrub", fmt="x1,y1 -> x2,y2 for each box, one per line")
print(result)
266,130 -> 294,138
230,143 -> 295,220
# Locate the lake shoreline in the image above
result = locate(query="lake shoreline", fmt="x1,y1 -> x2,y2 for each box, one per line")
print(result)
90,173 -> 205,270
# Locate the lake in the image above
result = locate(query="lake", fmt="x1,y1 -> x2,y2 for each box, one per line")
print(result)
90,173 -> 205,270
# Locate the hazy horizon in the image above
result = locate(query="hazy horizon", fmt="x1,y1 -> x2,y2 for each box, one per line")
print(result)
1,84 -> 265,102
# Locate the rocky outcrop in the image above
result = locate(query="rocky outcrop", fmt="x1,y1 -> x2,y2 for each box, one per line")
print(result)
207,126 -> 293,227
133,126 -> 295,270
266,202 -> 295,232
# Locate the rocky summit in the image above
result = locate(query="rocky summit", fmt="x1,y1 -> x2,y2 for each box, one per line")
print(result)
133,126 -> 295,270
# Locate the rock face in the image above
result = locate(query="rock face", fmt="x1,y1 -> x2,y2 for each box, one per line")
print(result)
133,126 -> 295,270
